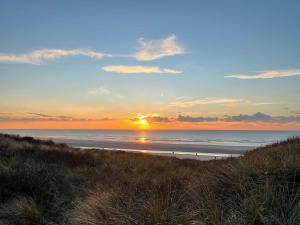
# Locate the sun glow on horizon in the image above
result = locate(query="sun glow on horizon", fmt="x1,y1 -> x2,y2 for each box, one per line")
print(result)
133,115 -> 150,129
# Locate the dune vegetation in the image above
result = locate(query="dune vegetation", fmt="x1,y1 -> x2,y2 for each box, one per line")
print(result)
0,133 -> 299,225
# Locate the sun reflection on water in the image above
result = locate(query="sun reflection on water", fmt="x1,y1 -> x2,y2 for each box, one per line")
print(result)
139,137 -> 147,143
138,131 -> 148,144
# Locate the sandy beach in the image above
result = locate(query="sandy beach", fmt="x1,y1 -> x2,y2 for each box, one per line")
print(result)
147,152 -> 231,161
52,138 -> 254,160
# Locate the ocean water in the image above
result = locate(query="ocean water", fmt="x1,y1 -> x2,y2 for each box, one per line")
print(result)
1,129 -> 299,148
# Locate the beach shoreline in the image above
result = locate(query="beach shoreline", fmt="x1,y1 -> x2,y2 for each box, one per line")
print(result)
79,146 -> 238,161
51,138 -> 253,160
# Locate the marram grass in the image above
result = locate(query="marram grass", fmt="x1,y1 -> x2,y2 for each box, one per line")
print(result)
0,134 -> 299,225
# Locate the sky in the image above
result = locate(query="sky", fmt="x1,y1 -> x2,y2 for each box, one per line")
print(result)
0,0 -> 300,130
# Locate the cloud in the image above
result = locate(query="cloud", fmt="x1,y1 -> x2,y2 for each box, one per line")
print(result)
0,112 -> 112,122
225,68 -> 300,79
290,110 -> 300,115
168,98 -> 247,108
167,97 -> 276,108
224,112 -> 300,123
148,116 -> 171,123
3,111 -> 299,124
273,116 -> 300,123
173,112 -> 300,123
0,49 -> 110,65
102,65 -> 182,74
177,114 -> 218,122
134,34 -> 185,61
87,86 -> 123,98
129,113 -> 172,123
88,86 -> 112,95
224,112 -> 272,122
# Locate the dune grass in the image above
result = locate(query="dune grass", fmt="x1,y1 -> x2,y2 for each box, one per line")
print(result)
0,133 -> 299,225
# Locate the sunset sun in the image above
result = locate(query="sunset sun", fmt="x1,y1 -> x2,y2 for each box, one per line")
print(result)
134,116 -> 150,129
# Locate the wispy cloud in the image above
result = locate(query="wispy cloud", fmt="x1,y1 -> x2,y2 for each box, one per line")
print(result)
177,114 -> 218,122
0,49 -> 110,65
167,97 -> 276,108
88,86 -> 112,95
168,98 -> 249,108
225,68 -> 300,79
134,34 -> 185,61
87,86 -> 123,98
0,34 -> 185,65
0,112 -> 112,122
102,65 -> 182,74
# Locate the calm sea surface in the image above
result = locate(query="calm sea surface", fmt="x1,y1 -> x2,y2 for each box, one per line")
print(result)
1,129 -> 299,148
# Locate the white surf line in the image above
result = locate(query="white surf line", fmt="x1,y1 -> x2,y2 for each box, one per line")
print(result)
78,146 -> 240,158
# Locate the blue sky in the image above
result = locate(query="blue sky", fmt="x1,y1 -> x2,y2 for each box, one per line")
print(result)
0,0 -> 300,129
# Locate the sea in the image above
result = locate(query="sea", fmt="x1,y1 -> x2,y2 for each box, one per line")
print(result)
1,129 -> 299,157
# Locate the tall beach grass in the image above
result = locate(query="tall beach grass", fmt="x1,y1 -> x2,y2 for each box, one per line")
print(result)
0,133 -> 299,225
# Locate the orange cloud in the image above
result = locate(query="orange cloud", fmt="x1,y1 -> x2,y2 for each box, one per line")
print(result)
134,34 -> 185,61
102,65 -> 182,74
